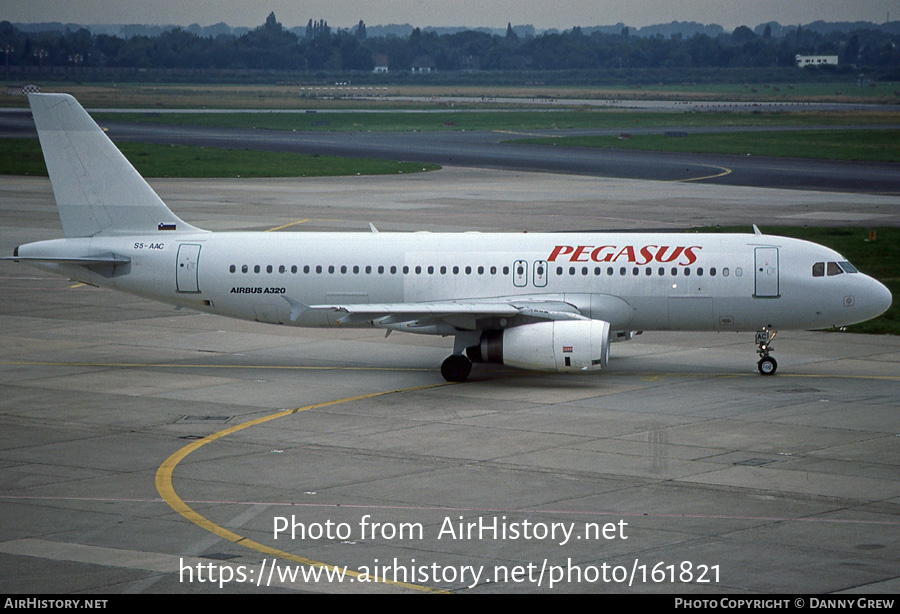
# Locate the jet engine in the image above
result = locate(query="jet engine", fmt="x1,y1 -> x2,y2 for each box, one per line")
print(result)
467,319 -> 611,372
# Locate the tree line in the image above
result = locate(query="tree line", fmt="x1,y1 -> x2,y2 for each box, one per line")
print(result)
2,12 -> 898,76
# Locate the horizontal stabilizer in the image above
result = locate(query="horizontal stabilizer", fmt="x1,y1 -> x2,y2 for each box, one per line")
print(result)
3,249 -> 132,279
3,252 -> 131,265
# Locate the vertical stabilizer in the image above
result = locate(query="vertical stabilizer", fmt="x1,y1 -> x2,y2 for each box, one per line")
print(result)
28,93 -> 203,237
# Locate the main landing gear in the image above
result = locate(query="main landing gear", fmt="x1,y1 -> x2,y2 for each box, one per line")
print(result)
441,333 -> 480,382
756,329 -> 778,376
441,354 -> 472,382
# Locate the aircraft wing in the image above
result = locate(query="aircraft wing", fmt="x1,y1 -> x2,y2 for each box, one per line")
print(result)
283,296 -> 588,330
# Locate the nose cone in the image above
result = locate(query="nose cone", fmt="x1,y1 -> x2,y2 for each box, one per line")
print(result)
865,277 -> 893,321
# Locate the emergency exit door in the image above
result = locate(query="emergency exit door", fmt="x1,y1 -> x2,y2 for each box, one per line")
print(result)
176,244 -> 201,293
533,260 -> 548,287
513,260 -> 528,287
754,246 -> 779,298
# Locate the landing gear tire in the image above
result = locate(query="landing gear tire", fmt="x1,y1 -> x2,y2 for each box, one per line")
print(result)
757,356 -> 777,376
441,354 -> 472,382
755,329 -> 778,376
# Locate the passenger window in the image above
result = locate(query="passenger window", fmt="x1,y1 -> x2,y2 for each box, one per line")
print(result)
229,265 -> 236,273
812,262 -> 824,277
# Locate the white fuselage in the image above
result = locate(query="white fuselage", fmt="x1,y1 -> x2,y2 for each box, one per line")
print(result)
18,230 -> 891,335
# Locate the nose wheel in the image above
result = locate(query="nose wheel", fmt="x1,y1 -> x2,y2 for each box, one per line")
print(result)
757,355 -> 777,375
756,329 -> 778,376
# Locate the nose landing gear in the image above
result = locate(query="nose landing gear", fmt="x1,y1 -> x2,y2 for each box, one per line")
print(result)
756,329 -> 778,375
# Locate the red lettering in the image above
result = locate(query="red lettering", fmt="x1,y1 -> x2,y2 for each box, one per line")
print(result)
590,246 -> 616,262
655,246 -> 685,263
548,245 -> 573,262
549,243 -> 701,265
570,245 -> 591,262
613,246 -> 636,263
682,246 -> 701,266
638,245 -> 657,266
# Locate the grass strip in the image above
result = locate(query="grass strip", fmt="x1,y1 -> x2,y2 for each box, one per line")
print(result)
0,138 -> 439,177
92,109 -> 900,133
513,129 -> 900,163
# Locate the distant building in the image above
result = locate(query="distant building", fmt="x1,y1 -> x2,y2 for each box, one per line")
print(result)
373,54 -> 389,73
6,84 -> 41,95
795,55 -> 838,67
411,56 -> 436,73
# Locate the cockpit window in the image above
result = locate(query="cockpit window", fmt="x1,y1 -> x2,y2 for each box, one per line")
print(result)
814,261 -> 859,277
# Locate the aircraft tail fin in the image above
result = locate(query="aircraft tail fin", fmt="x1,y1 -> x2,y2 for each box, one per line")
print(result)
28,93 -> 203,238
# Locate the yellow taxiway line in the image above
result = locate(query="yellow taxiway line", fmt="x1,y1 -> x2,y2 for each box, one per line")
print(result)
265,219 -> 311,232
154,383 -> 454,593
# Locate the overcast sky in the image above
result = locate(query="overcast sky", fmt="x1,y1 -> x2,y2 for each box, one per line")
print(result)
1,0 -> 896,31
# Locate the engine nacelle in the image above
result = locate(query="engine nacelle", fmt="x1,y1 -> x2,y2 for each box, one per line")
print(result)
467,319 -> 611,373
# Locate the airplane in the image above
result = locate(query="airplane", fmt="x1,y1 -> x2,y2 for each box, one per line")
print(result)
5,93 -> 893,382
